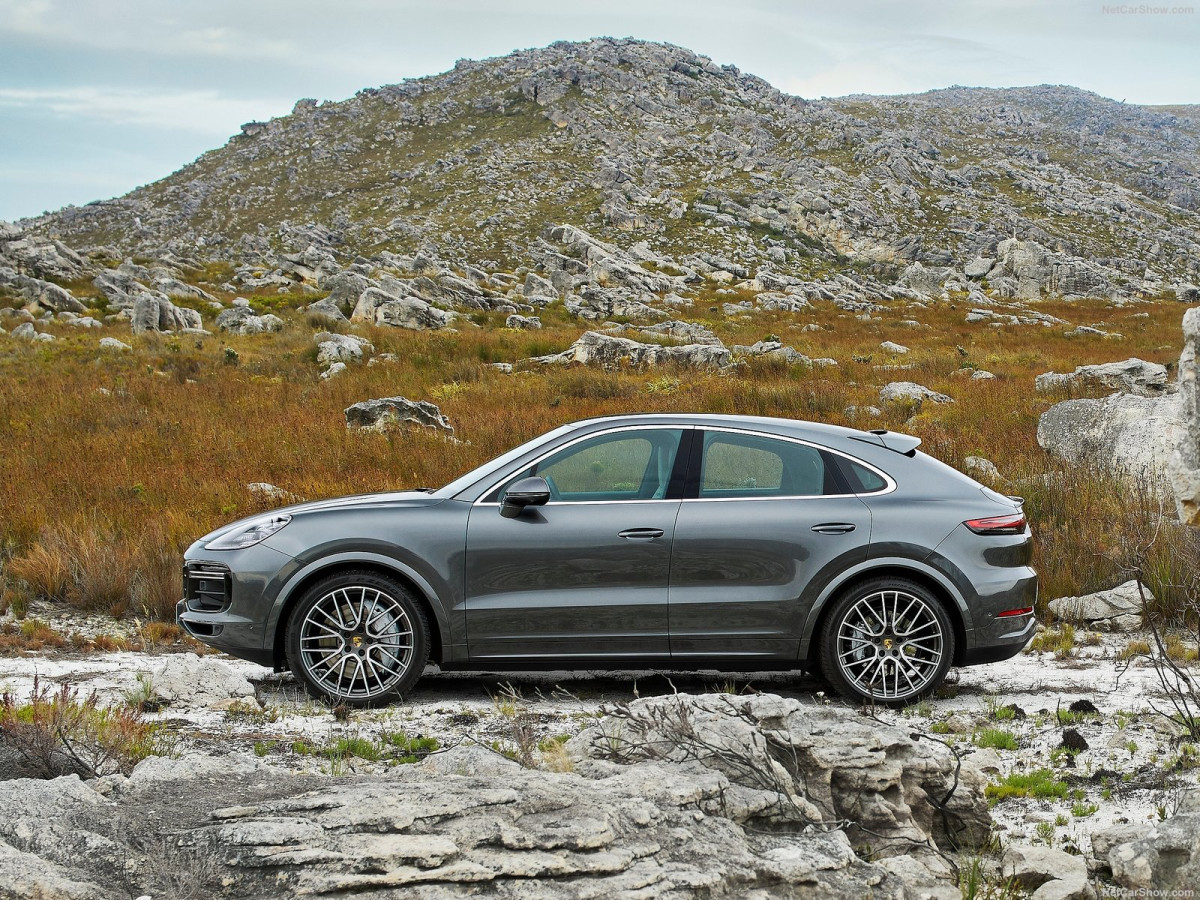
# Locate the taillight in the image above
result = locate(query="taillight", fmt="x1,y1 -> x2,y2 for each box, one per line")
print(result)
964,513 -> 1026,535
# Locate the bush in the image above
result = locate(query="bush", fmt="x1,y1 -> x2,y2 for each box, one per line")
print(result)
0,676 -> 165,778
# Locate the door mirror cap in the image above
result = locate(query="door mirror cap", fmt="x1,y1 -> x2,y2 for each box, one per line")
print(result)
500,476 -> 551,518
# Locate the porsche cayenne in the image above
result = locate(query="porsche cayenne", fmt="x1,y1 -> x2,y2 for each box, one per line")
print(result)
178,414 -> 1037,706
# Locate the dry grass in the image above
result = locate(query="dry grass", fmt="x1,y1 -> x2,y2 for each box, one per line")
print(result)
0,293 -> 1193,620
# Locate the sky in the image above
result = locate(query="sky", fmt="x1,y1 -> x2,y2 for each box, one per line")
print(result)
2,0 -> 1198,222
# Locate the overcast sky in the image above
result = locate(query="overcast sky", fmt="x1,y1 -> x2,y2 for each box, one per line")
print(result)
2,0 -> 1198,221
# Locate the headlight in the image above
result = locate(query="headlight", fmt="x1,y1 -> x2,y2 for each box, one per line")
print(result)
205,514 -> 292,550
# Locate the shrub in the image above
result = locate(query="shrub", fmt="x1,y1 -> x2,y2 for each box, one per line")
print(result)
0,676 -> 164,777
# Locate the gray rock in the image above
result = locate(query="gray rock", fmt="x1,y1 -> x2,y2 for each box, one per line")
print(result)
1035,358 -> 1169,397
1091,823 -> 1145,867
964,456 -> 1001,481
732,339 -> 812,365
523,272 -> 558,299
964,257 -> 995,278
633,319 -> 722,345
320,361 -> 347,379
128,752 -> 276,786
303,296 -> 347,323
879,382 -> 954,409
1001,844 -> 1094,900
352,287 -> 456,330
98,337 -> 131,352
314,331 -> 372,365
246,482 -> 303,505
1037,392 -> 1185,481
880,341 -> 909,354
148,655 -> 256,707
1171,306 -> 1200,525
215,305 -> 283,335
10,321 -> 37,340
505,313 -> 542,329
531,330 -> 731,370
1110,811 -> 1200,895
130,295 -> 202,334
1046,580 -> 1148,631
344,397 -> 454,436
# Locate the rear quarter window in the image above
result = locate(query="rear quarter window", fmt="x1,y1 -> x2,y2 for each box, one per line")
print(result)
836,456 -> 889,494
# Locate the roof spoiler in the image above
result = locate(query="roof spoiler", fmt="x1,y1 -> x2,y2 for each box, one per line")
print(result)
849,429 -> 923,457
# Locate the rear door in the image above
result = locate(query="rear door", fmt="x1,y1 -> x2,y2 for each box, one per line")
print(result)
668,428 -> 872,659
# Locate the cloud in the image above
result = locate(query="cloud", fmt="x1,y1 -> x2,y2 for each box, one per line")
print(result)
0,86 -> 289,134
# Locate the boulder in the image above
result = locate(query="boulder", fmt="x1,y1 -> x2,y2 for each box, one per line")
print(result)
314,331 -> 372,365
633,319 -> 721,345
1001,844 -> 1094,900
1035,358 -> 1169,397
147,655 -> 255,707
98,337 -> 131,352
964,456 -> 1001,481
130,295 -> 202,334
505,313 -> 542,329
1110,808 -> 1200,894
732,340 -> 812,365
304,296 -> 347,323
1037,392 -> 1185,481
215,305 -> 284,335
880,341 -> 909,354
0,267 -> 87,313
879,382 -> 954,409
351,287 -> 455,330
1171,306 -> 1200,525
530,330 -> 731,370
1047,580 -> 1147,631
344,397 -> 454,436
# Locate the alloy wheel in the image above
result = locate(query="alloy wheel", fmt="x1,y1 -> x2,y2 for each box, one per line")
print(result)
834,589 -> 945,701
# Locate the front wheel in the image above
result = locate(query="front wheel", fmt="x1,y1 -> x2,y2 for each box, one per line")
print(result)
818,578 -> 954,706
285,570 -> 430,707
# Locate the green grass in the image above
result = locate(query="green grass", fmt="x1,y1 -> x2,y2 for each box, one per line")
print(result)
973,728 -> 1018,751
985,769 -> 1069,804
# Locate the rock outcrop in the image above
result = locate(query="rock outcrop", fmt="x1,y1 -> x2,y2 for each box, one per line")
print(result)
344,397 -> 454,436
1046,580 -> 1148,631
0,693 -> 987,899
530,330 -> 732,370
1171,307 -> 1200,525
1035,358 -> 1169,397
1037,392 -> 1185,481
1108,790 -> 1200,895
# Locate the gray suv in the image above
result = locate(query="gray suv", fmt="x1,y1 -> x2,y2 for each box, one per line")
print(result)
178,414 -> 1037,706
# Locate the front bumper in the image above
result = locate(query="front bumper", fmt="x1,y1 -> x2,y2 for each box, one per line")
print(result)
176,540 -> 297,668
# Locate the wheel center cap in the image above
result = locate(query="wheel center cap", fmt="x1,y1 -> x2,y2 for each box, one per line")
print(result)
882,638 -> 894,651
351,635 -> 364,648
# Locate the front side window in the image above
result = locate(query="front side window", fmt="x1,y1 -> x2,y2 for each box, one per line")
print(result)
501,429 -> 684,502
699,432 -> 833,498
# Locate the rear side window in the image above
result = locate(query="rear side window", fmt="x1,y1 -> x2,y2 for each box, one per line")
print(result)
835,456 -> 889,494
698,432 -> 835,498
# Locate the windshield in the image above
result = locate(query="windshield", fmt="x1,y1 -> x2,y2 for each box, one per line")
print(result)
432,422 -> 580,499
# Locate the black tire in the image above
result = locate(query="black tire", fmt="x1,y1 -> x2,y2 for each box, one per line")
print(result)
285,569 -> 430,707
818,577 -> 955,706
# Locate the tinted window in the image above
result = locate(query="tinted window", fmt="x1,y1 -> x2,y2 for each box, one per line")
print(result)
506,429 -> 683,502
699,433 -> 831,498
837,457 -> 889,494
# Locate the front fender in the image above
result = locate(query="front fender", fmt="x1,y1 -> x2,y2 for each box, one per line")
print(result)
796,556 -> 974,661
264,551 -> 455,663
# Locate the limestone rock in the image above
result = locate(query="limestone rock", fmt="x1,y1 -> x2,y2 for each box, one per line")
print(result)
1047,580 -> 1147,631
732,339 -> 812,365
130,295 -> 202,334
303,296 -> 347,323
1110,811 -> 1200,894
216,305 -> 284,335
1035,358 -> 1169,397
98,337 -> 131,352
1171,306 -> 1200,525
345,397 -> 454,436
148,655 -> 256,707
964,456 -> 1001,481
531,330 -> 731,370
879,382 -> 953,409
351,286 -> 456,330
880,341 -> 909,354
314,331 -> 372,365
506,313 -> 542,329
1001,844 -> 1094,900
1037,392 -> 1185,481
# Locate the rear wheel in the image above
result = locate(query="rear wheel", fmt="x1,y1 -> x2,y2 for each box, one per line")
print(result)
285,570 -> 429,707
819,577 -> 954,706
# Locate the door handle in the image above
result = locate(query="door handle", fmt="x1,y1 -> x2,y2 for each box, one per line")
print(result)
618,528 -> 665,541
811,523 -> 856,535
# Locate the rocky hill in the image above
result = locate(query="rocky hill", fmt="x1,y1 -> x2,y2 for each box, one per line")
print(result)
17,37 -> 1200,303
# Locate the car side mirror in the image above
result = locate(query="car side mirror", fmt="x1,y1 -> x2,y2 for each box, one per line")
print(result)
500,476 -> 551,518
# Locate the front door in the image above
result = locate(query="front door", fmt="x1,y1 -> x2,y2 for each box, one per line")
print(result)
464,427 -> 688,659
668,428 -> 872,658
